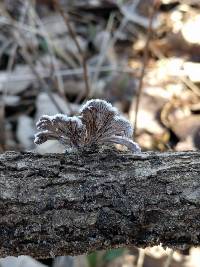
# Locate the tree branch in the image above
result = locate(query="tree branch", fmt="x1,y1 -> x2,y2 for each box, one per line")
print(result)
0,149 -> 199,258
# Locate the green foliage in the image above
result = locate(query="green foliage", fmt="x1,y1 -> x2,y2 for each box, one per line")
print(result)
87,248 -> 125,267
87,251 -> 97,267
103,248 -> 125,262
38,37 -> 48,53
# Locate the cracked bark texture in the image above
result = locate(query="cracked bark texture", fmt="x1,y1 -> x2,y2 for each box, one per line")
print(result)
0,149 -> 200,259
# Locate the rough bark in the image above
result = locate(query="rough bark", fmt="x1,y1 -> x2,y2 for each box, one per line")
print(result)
0,149 -> 199,258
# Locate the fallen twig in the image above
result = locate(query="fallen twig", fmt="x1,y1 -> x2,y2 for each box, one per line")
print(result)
133,0 -> 160,138
28,4 -> 72,114
0,65 -> 138,86
0,3 -> 66,114
14,31 -> 64,113
53,0 -> 91,100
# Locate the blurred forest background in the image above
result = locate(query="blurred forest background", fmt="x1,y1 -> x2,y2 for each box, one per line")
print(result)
0,0 -> 200,266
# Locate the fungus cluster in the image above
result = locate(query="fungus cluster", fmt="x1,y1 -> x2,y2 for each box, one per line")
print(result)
34,99 -> 141,153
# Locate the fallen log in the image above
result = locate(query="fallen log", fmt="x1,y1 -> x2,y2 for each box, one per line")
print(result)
0,149 -> 199,258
